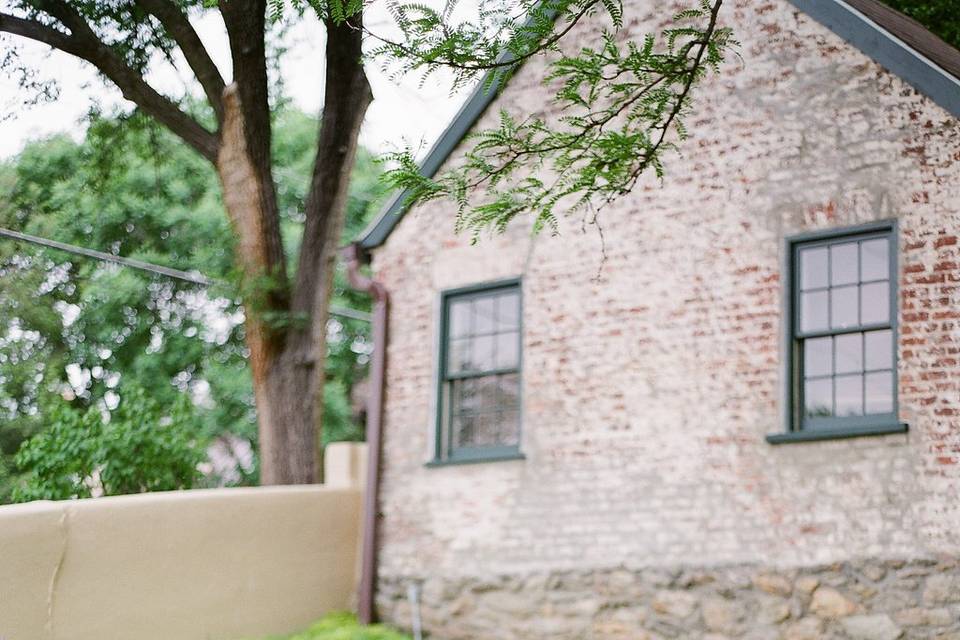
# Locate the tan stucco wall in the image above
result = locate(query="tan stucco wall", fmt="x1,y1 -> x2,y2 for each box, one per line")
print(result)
0,442 -> 366,640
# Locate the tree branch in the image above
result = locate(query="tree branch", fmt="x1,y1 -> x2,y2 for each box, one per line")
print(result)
382,0 -> 732,238
614,1 -> 724,198
365,0 -> 595,73
217,0 -> 287,294
134,0 -> 226,125
219,1 -> 272,179
290,12 -> 371,421
0,12 -> 74,52
0,3 -> 219,162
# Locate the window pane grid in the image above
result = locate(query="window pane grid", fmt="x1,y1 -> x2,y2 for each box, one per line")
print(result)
797,235 -> 892,338
446,291 -> 520,375
801,330 -> 894,419
440,285 -> 522,457
795,231 -> 895,429
800,279 -> 889,295
448,373 -> 520,450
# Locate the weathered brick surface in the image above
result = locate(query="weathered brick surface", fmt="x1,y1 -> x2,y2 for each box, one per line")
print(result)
368,0 -> 959,635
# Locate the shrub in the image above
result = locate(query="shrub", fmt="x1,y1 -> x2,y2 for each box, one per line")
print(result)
264,612 -> 411,640
11,386 -> 204,502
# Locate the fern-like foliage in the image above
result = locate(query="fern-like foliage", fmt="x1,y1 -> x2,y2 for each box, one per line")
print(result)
368,0 -> 612,90
254,0 -> 732,240
381,0 -> 734,239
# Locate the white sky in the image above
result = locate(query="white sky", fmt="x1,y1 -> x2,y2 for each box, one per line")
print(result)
0,7 -> 470,160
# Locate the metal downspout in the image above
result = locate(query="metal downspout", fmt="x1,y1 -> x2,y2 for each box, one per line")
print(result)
342,242 -> 388,625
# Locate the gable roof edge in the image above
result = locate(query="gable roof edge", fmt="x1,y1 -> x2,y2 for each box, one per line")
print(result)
357,0 -> 960,255
787,0 -> 960,118
358,73 -> 501,253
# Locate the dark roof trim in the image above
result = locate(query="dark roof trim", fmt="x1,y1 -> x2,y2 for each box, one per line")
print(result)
788,0 -> 960,118
836,0 -> 960,79
358,7 -> 558,255
357,70 -> 501,252
358,0 -> 960,254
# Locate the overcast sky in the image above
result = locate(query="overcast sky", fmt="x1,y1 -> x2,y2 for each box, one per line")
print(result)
0,8 -> 469,160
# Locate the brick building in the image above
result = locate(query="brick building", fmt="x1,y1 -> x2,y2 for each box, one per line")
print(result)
353,0 -> 960,637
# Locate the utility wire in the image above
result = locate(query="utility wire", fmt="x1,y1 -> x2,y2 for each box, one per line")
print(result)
1,226 -> 212,285
0,227 -> 372,323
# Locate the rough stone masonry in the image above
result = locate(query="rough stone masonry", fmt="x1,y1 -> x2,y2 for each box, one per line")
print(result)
379,560 -> 960,639
366,0 -> 960,637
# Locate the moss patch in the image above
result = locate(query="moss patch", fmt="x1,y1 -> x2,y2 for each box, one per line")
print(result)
263,612 -> 411,640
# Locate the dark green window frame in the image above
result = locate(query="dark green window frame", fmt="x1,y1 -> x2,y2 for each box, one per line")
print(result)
768,221 -> 908,444
429,279 -> 525,466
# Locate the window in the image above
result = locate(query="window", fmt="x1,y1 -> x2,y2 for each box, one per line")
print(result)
432,281 -> 523,464
769,222 -> 907,444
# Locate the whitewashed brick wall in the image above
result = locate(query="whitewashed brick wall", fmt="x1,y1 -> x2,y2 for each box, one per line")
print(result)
368,0 -> 959,635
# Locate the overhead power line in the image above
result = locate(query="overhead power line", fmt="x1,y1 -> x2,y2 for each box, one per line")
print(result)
1,226 -> 212,285
0,226 -> 371,323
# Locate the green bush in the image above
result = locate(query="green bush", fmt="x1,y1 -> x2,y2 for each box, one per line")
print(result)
11,386 -> 205,502
263,612 -> 411,640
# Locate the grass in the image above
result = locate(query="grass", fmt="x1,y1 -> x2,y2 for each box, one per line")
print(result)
263,612 -> 411,640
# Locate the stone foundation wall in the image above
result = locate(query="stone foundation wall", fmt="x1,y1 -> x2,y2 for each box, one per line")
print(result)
379,559 -> 960,640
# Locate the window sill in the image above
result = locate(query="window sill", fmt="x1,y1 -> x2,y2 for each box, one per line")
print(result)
766,422 -> 908,444
426,452 -> 526,467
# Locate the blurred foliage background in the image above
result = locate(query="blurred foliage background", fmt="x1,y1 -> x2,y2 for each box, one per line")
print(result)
0,108 -> 385,502
11,385 -> 204,502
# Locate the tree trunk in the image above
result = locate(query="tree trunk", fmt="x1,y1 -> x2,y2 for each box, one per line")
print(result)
217,85 -> 318,485
278,16 -> 372,485
216,13 -> 371,485
219,4 -> 314,485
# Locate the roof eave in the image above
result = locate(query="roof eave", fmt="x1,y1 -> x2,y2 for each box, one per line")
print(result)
356,7 -> 561,258
357,73 -> 501,255
788,0 -> 960,118
357,0 -> 960,256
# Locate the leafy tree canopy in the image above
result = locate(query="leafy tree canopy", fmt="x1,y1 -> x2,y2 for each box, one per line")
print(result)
1,0 -> 732,239
0,107 -> 384,501
11,384 -> 204,502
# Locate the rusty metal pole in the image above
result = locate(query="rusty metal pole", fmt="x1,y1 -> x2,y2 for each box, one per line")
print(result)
342,242 -> 389,625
